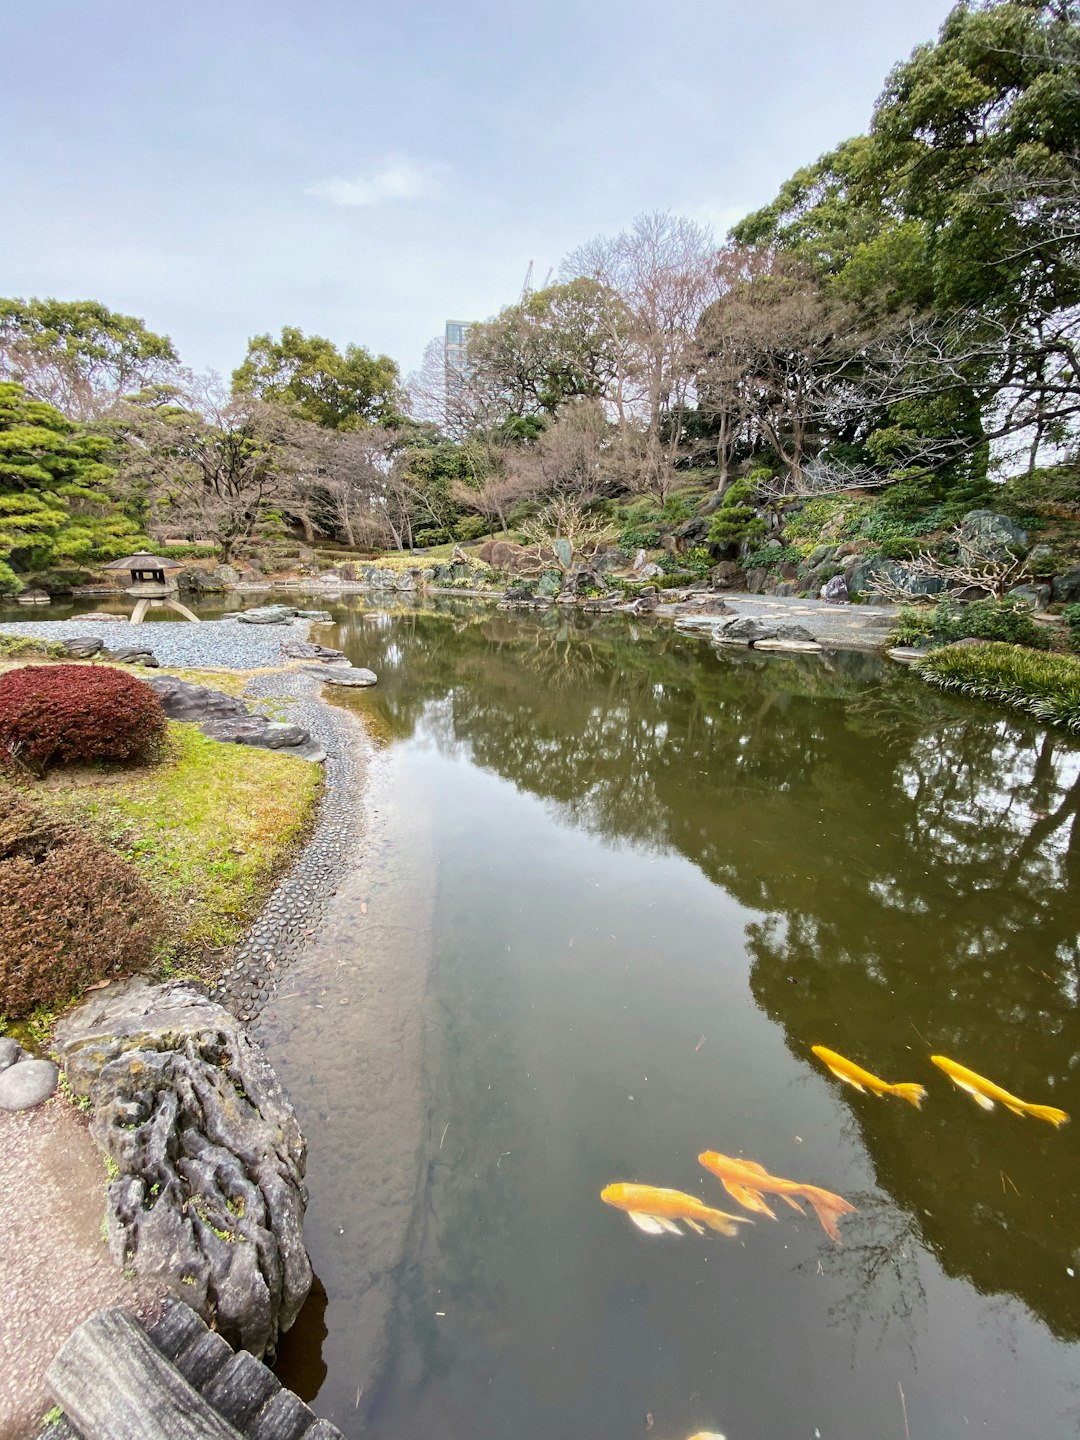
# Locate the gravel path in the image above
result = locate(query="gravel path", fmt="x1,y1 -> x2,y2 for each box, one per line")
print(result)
213,669 -> 371,1022
0,617 -> 300,670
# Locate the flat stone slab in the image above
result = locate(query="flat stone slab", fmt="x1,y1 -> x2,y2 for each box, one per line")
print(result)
306,666 -> 377,687
0,1059 -> 58,1111
754,638 -> 824,652
887,646 -> 930,664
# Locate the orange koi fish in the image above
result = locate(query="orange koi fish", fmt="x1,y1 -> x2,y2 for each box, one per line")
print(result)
600,1183 -> 752,1238
698,1151 -> 857,1244
812,1045 -> 927,1108
931,1055 -> 1069,1127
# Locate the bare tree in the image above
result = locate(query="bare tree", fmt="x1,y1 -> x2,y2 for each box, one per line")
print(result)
562,212 -> 721,498
697,246 -> 864,489
506,401 -> 612,503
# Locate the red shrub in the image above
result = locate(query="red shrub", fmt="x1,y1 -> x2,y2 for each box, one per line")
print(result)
0,664 -> 167,773
0,784 -> 165,1017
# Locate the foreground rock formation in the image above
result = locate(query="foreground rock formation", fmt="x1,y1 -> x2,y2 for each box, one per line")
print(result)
54,979 -> 312,1358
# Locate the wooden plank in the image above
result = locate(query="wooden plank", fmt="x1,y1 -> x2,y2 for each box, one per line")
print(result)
46,1307 -> 243,1440
147,1301 -> 206,1363
202,1351 -> 279,1430
306,1422 -> 345,1439
246,1386 -> 315,1440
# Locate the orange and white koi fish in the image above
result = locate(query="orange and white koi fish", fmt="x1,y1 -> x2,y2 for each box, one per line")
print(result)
812,1045 -> 927,1109
930,1055 -> 1069,1127
698,1151 -> 857,1244
600,1183 -> 752,1238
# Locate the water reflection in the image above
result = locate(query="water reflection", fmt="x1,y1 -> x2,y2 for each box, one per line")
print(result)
328,604 -> 1080,1356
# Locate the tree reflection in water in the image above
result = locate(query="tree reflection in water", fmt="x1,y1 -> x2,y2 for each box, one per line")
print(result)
328,600 -> 1080,1343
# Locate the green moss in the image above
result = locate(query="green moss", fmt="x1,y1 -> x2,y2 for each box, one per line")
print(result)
42,722 -> 321,953
915,644 -> 1080,731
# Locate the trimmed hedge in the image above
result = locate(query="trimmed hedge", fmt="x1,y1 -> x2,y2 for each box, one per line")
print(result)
0,785 -> 163,1017
0,664 -> 167,774
915,643 -> 1080,732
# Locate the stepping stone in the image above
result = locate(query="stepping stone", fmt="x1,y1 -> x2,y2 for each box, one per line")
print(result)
0,1058 -> 58,1111
306,667 -> 378,687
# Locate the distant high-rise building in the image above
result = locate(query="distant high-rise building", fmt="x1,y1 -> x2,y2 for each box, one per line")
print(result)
444,320 -> 471,394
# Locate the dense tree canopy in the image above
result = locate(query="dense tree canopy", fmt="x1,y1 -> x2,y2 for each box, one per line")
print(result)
232,325 -> 403,430
0,298 -> 179,421
0,381 -> 145,590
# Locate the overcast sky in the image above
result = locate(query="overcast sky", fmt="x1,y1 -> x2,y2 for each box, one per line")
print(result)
2,0 -> 954,384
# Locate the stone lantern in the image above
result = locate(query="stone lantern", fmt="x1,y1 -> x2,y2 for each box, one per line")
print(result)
102,552 -> 201,624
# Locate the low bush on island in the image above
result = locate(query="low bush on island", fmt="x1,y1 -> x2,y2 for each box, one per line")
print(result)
0,664 -> 167,774
0,784 -> 163,1017
915,644 -> 1080,733
892,597 -> 1050,651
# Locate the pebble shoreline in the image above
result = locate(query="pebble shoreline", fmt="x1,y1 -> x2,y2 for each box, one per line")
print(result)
0,615 -> 371,1023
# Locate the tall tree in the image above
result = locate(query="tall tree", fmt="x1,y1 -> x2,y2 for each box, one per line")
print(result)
562,212 -> 721,498
232,325 -> 403,430
0,381 -> 146,590
0,299 -> 179,422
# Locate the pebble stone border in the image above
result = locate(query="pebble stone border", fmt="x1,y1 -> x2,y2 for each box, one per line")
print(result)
212,667 -> 369,1022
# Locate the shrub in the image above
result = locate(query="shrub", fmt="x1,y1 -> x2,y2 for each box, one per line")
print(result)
708,480 -> 766,550
744,544 -> 801,573
0,665 -> 167,774
160,544 -> 220,560
1062,603 -> 1080,652
0,785 -> 163,1017
454,515 -> 490,542
915,643 -> 1080,732
0,635 -> 68,660
889,597 -> 1049,650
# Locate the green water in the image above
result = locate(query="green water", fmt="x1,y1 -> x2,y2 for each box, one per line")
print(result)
258,601 -> 1080,1440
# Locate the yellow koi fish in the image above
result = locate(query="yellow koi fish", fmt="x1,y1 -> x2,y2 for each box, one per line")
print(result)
812,1045 -> 927,1108
930,1055 -> 1069,1127
698,1151 -> 857,1244
600,1183 -> 752,1238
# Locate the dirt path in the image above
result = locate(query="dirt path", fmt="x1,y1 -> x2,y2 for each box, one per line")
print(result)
0,1099 -> 161,1440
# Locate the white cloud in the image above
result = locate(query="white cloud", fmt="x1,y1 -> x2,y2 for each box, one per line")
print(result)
305,157 -> 450,208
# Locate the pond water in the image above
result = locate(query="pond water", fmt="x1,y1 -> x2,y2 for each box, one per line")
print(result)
253,600 -> 1080,1440
13,594 -> 1080,1437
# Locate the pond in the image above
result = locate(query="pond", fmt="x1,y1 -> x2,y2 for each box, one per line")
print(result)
13,593 -> 1080,1437
251,600 -> 1080,1440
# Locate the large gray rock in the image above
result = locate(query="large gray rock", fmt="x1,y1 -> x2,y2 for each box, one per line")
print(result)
63,636 -> 105,658
0,1037 -> 25,1073
822,575 -> 848,604
306,665 -> 378,687
714,616 -> 777,646
54,979 -> 312,1357
709,561 -> 744,591
280,639 -> 348,665
0,1058 -> 58,1111
143,676 -> 324,762
237,606 -> 296,625
848,557 -> 944,599
959,510 -> 1028,557
103,646 -> 159,667
1051,567 -> 1080,604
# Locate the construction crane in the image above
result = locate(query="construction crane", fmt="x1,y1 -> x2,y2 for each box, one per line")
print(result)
520,260 -> 534,301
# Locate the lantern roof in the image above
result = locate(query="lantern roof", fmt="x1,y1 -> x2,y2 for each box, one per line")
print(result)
102,552 -> 179,571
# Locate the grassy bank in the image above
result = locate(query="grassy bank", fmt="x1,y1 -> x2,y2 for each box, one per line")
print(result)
42,720 -> 321,956
914,643 -> 1080,732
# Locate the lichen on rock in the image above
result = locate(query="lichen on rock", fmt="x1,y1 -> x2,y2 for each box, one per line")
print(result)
54,978 -> 311,1358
